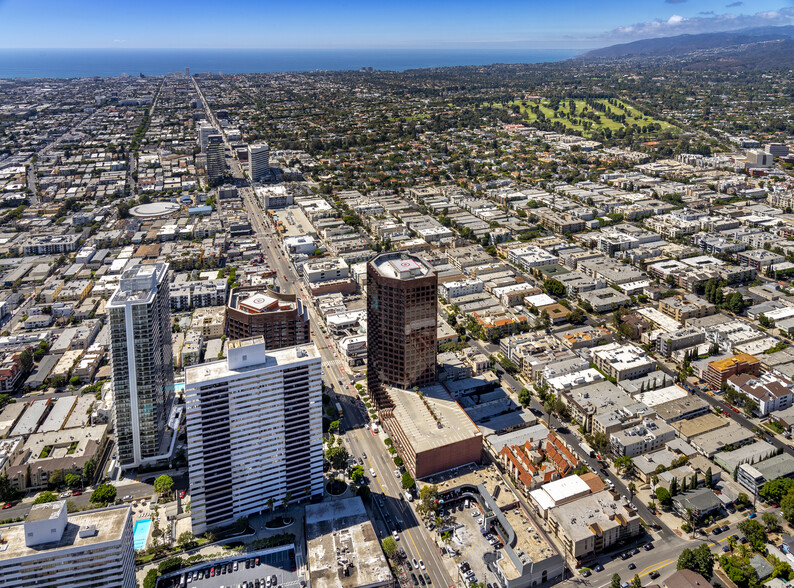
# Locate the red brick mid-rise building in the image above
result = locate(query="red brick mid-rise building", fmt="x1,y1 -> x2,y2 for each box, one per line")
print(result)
706,353 -> 760,390
225,286 -> 310,350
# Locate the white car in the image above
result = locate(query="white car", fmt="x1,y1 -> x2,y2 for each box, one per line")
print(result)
394,469 -> 401,478
419,560 -> 425,570
370,468 -> 377,478
412,558 -> 419,569
392,530 -> 400,541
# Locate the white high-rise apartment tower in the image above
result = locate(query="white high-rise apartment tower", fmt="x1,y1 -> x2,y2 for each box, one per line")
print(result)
108,263 -> 174,468
184,337 -> 323,534
248,143 -> 270,182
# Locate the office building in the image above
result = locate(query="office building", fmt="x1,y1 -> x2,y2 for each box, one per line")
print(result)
248,143 -> 270,182
185,337 -> 323,534
206,133 -> 225,185
225,286 -> 310,349
108,263 -> 174,468
366,253 -> 437,409
380,384 -> 482,478
0,501 -> 135,588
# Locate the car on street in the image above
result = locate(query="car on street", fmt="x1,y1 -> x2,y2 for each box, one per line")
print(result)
412,558 -> 419,569
712,527 -> 722,535
2,503 -> 12,509
723,545 -> 731,552
721,525 -> 730,532
748,512 -> 757,519
594,564 -> 604,572
411,573 -> 419,586
581,570 -> 591,577
392,531 -> 400,541
419,560 -> 425,570
643,543 -> 654,551
650,572 -> 661,580
628,563 -> 636,570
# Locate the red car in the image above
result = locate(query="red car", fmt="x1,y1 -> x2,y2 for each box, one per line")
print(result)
2,503 -> 13,509
180,490 -> 186,498
210,567 -> 215,577
72,491 -> 82,496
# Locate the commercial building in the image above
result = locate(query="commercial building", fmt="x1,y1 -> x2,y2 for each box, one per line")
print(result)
225,286 -> 310,349
185,337 -> 323,534
305,498 -> 393,588
107,263 -> 174,468
380,384 -> 481,479
248,143 -> 270,182
591,342 -> 656,382
367,253 -> 437,410
0,501 -> 135,588
206,133 -> 225,185
706,353 -> 760,390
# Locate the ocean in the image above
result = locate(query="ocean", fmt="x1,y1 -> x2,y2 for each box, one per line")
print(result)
0,48 -> 582,79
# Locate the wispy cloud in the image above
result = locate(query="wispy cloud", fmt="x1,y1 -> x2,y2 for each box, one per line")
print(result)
602,7 -> 794,41
665,0 -> 688,4
726,1 -> 743,7
113,39 -> 127,44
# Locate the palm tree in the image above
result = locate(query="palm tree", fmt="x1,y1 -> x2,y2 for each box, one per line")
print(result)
266,497 -> 275,513
628,482 -> 636,500
282,491 -> 292,513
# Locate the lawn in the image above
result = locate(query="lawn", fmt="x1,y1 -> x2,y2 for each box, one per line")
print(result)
490,97 -> 676,139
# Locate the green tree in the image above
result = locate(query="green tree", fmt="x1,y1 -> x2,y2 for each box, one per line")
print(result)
543,279 -> 566,297
325,446 -> 350,469
64,473 -> 82,488
0,472 -> 19,502
32,490 -> 58,504
630,575 -> 642,588
90,483 -> 117,506
356,485 -> 371,501
518,388 -> 532,407
349,466 -> 365,484
382,536 -> 398,559
737,519 -> 767,552
677,544 -> 714,580
142,569 -> 159,588
328,420 -> 340,434
656,487 -> 673,507
760,478 -> 794,503
611,573 -> 622,588
568,308 -> 586,325
416,484 -> 439,517
82,458 -> 96,483
153,474 -> 174,498
177,530 -> 196,550
401,472 -> 415,490
782,490 -> 794,522
763,512 -> 780,532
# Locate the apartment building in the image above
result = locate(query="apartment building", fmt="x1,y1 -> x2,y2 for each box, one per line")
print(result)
0,501 -> 135,588
185,337 -> 323,534
592,343 -> 656,382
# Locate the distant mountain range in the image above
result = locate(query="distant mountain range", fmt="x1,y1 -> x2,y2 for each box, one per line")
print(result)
575,25 -> 794,70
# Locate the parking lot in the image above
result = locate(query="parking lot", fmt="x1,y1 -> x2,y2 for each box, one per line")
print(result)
430,496 -> 501,588
156,545 -> 299,588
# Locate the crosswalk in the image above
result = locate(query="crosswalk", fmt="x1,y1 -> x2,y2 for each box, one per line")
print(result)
322,359 -> 346,368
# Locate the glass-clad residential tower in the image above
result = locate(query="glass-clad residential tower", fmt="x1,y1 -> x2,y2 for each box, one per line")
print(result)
108,263 -> 174,468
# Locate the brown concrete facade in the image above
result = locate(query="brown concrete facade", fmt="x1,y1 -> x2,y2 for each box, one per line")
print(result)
366,253 -> 438,410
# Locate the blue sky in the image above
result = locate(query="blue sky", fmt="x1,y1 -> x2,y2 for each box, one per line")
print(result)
0,0 -> 792,49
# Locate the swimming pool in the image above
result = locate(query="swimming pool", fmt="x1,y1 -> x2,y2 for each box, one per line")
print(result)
133,519 -> 152,550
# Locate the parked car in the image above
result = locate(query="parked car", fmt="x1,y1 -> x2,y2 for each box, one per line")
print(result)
643,543 -> 654,551
594,564 -> 604,572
